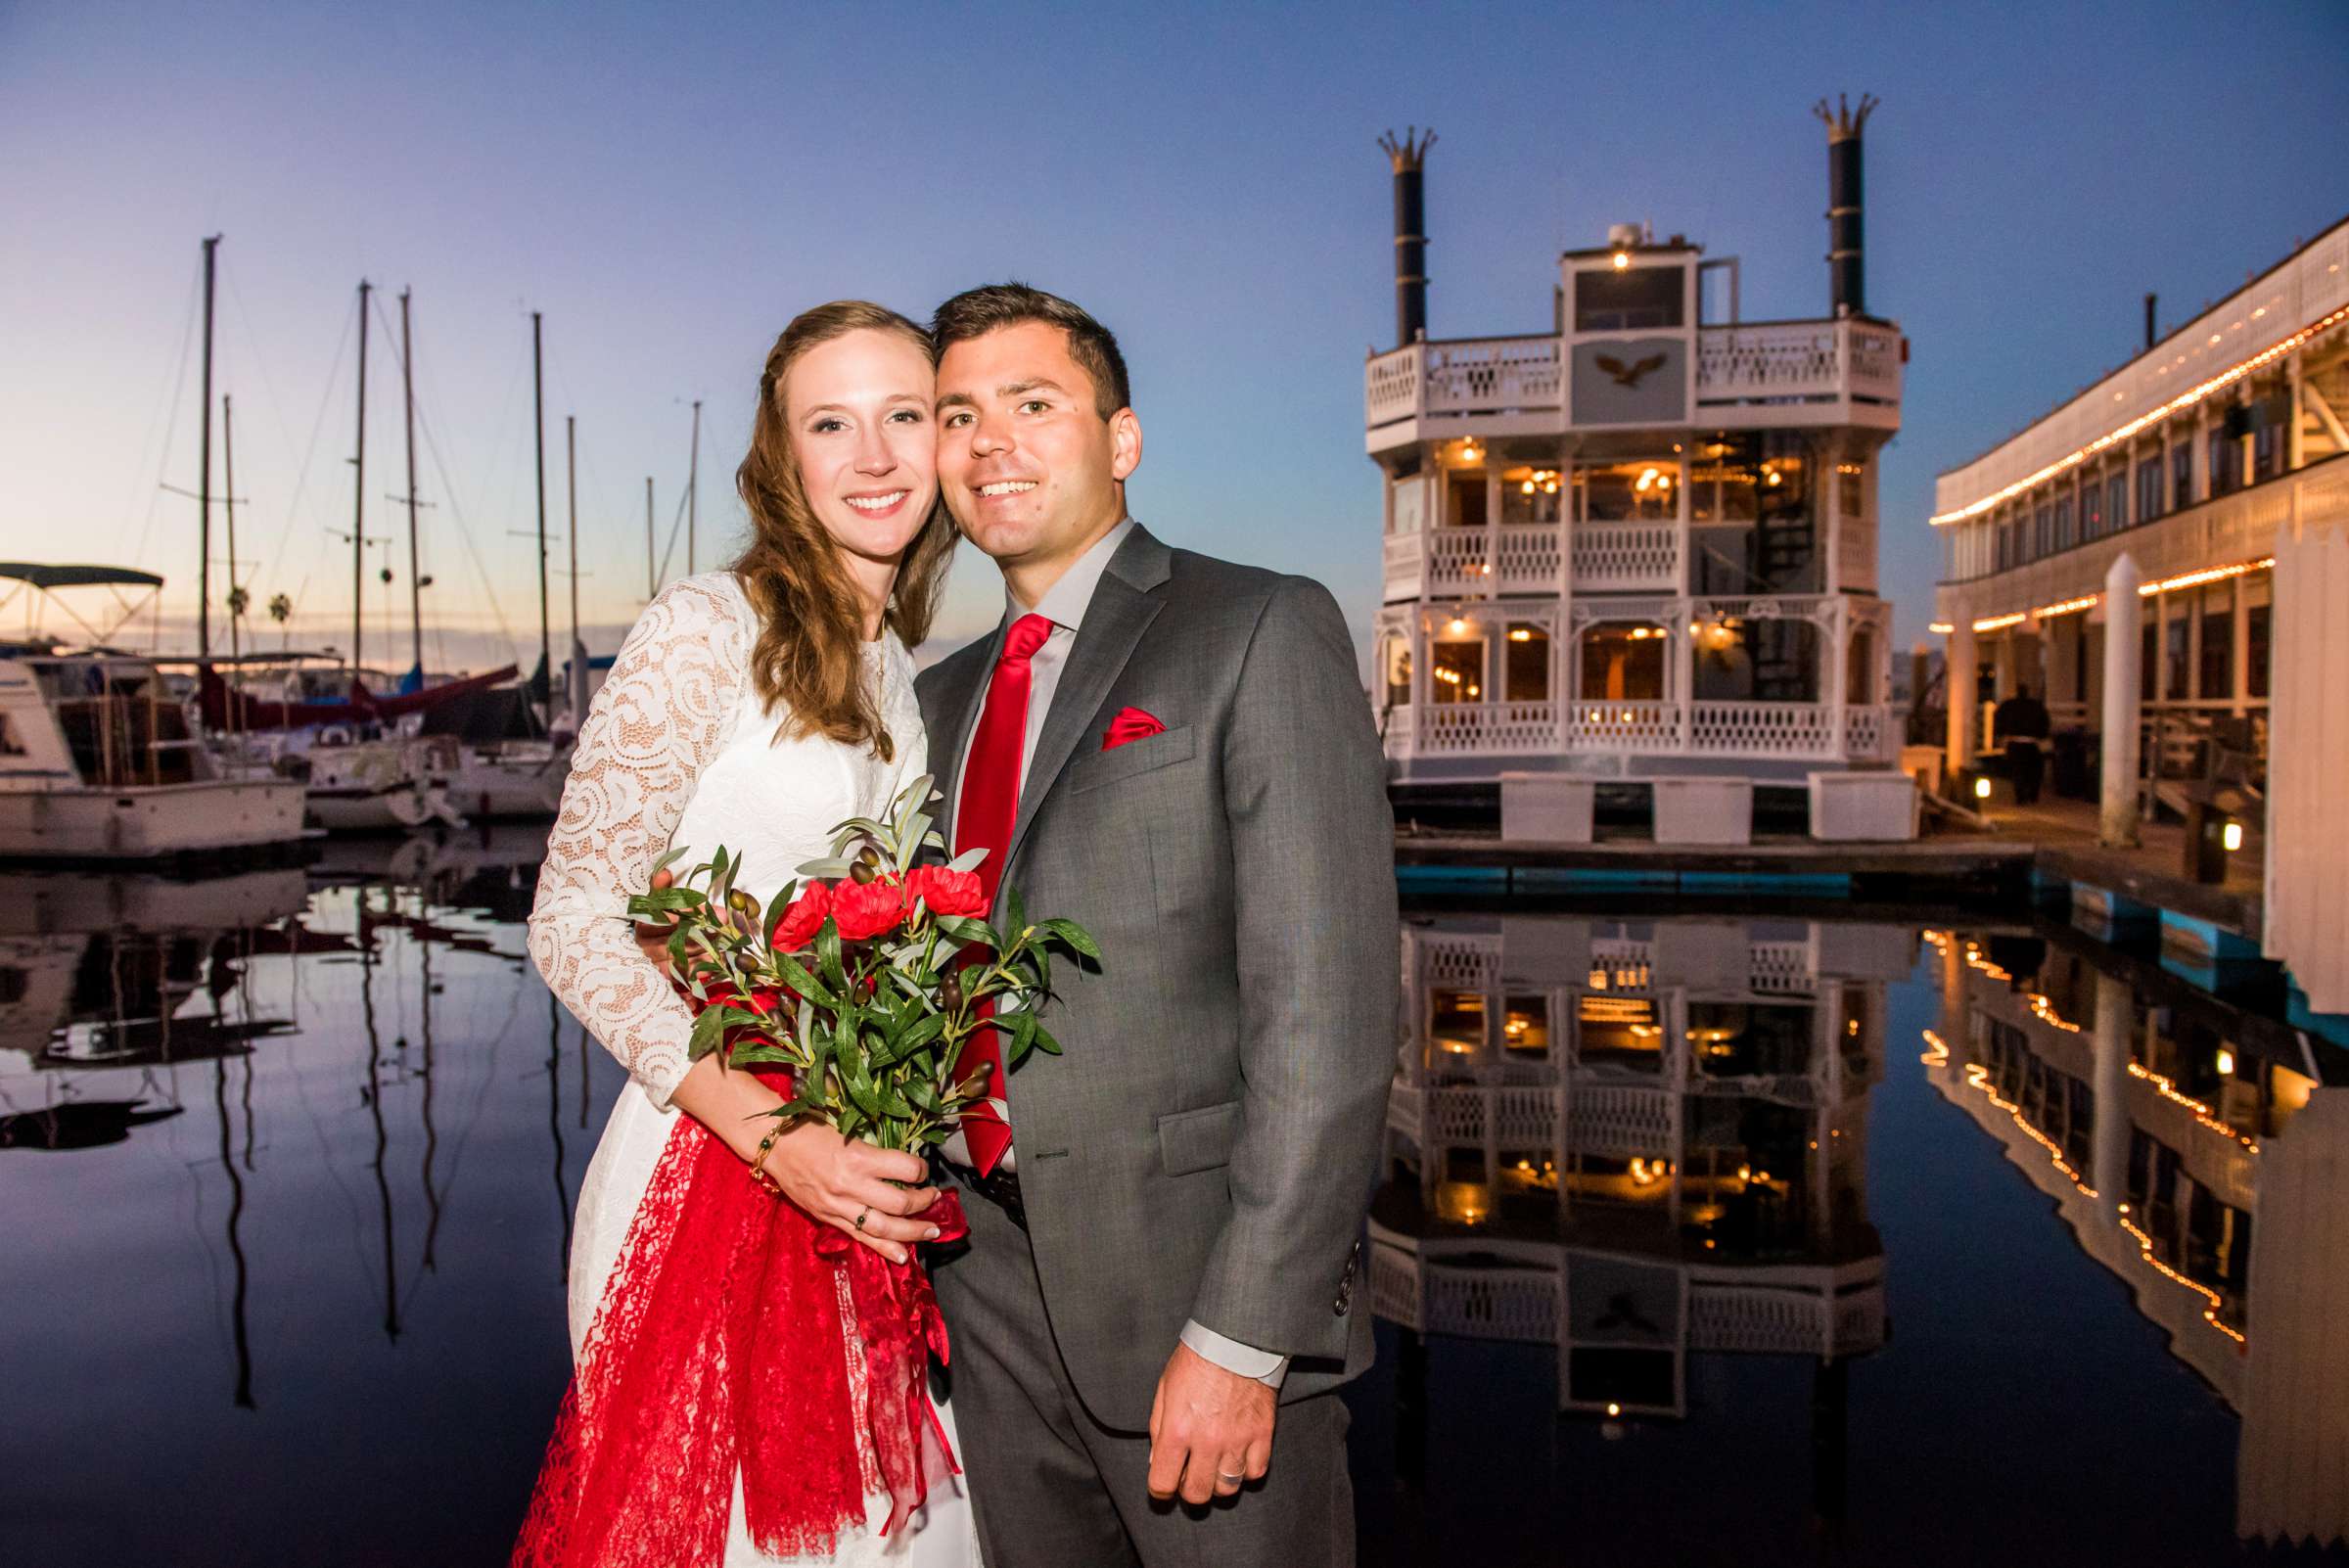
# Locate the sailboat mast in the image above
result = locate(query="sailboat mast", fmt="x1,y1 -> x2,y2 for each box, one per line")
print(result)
686,398 -> 701,576
532,312 -> 550,713
352,279 -> 371,682
198,235 -> 219,660
566,414 -> 583,729
222,393 -> 240,669
644,477 -> 655,599
400,289 -> 422,679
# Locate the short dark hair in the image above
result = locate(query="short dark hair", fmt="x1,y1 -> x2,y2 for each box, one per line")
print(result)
930,283 -> 1131,419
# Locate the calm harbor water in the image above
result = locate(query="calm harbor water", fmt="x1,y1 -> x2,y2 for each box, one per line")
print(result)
2,834 -> 2340,1565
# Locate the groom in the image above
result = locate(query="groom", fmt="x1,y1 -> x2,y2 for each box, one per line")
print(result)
917,283 -> 1396,1566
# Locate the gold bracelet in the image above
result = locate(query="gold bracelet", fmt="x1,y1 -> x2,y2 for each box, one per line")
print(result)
748,1124 -> 785,1198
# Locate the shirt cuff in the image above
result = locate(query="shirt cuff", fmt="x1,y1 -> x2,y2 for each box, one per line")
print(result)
1180,1319 -> 1289,1389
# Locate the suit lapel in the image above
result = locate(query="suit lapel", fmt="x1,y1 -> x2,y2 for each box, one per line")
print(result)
1003,527 -> 1173,876
924,627 -> 1000,853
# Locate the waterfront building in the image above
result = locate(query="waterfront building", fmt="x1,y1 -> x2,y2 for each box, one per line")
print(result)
1371,912 -> 1896,1420
1928,216 -> 2349,1011
1365,102 -> 1905,824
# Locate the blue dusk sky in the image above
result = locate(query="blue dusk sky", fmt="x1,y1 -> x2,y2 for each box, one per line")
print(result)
4,0 -> 2345,670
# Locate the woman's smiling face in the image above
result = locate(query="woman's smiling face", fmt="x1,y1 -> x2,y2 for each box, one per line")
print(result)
782,326 -> 940,571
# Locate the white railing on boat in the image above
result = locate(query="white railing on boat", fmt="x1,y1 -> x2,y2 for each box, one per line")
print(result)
1389,699 -> 1895,762
1365,318 -> 1903,435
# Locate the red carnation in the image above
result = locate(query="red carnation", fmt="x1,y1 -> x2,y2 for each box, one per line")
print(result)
771,881 -> 832,951
906,865 -> 989,919
830,876 -> 908,942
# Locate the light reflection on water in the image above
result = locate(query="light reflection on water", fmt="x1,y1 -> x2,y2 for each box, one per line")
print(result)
1,846 -> 2341,1564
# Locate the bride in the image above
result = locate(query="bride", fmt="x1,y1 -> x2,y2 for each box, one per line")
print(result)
515,300 -> 977,1566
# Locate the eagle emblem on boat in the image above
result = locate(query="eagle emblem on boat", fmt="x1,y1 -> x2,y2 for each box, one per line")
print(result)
1595,351 -> 1667,389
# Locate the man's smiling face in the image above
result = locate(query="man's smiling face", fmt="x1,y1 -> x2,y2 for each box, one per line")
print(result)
934,320 -> 1140,581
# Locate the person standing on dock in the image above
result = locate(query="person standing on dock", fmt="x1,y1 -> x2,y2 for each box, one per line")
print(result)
1995,684 -> 2051,805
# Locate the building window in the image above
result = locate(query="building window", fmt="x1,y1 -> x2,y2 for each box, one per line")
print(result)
2247,603 -> 2272,699
2173,441 -> 2194,508
2200,600 -> 2233,699
1579,623 -> 1669,701
2053,494 -> 2075,552
1499,465 -> 1564,526
1504,623 -> 1551,701
2033,504 -> 2052,559
1447,468 -> 1488,529
1689,440 -> 1759,524
1577,458 -> 1679,523
2105,474 -> 2128,535
2208,428 -> 2242,497
2137,455 -> 2164,524
2165,615 -> 2190,701
1383,636 -> 1412,708
2077,482 -> 2100,542
2253,407 -> 2286,482
2141,624 -> 2158,703
1837,460 -> 1865,520
1574,265 -> 1683,331
1846,622 -> 1878,705
1430,990 -> 1485,1059
1388,471 -> 1425,535
1687,437 -> 1814,594
1502,994 -> 1550,1058
1692,616 -> 1821,703
1432,639 -> 1484,703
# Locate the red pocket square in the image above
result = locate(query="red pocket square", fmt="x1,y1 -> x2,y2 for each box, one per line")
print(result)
1101,707 -> 1166,750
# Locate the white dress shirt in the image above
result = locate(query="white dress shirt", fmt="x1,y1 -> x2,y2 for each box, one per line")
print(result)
944,517 -> 1287,1389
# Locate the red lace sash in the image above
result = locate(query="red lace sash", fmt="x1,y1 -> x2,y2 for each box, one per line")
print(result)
511,1074 -> 961,1566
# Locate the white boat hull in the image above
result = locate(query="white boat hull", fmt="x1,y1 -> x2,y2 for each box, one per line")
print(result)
0,779 -> 308,860
449,751 -> 569,820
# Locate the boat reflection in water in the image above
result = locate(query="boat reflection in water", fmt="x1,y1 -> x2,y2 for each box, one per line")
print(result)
1370,915 -> 1895,1519
1365,906 -> 2349,1559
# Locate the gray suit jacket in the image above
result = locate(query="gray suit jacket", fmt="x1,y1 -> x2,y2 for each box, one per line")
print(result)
916,524 -> 1397,1431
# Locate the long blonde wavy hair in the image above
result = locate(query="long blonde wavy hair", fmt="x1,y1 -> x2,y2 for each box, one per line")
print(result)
732,300 -> 958,759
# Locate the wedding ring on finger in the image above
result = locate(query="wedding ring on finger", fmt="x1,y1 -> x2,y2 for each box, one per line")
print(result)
1215,1469 -> 1245,1490
854,1208 -> 870,1233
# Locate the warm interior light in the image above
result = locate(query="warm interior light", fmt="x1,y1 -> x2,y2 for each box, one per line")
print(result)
1611,252 -> 1630,270
1508,628 -> 1533,642
1974,776 -> 1993,801
2222,820 -> 2244,853
2216,1048 -> 2236,1076
1448,618 -> 1469,634
1928,621 -> 1956,635
1605,1402 -> 1623,1416
1521,480 -> 1536,494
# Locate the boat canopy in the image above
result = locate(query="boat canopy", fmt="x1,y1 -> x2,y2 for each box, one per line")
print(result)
0,564 -> 165,591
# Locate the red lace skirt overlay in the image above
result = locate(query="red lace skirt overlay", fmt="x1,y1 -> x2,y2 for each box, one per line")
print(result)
511,1073 -> 960,1567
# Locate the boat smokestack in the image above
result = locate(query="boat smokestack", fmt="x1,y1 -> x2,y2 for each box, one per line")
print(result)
1814,93 -> 1876,317
1379,127 -> 1435,347
2144,293 -> 2158,350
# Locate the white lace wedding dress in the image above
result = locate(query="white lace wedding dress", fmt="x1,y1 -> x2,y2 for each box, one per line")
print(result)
529,571 -> 979,1567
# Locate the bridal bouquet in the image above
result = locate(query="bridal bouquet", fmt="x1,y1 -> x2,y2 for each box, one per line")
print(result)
628,775 -> 1099,1153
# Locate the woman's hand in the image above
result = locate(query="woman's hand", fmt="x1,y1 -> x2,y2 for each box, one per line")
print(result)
760,1120 -> 941,1265
669,1052 -> 939,1263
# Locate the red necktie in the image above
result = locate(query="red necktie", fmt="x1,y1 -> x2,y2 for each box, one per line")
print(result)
951,614 -> 1053,1176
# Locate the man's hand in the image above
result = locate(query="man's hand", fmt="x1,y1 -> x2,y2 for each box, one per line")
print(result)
1146,1341 -> 1274,1505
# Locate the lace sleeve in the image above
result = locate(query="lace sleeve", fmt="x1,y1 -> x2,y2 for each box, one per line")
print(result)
529,576 -> 750,1107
